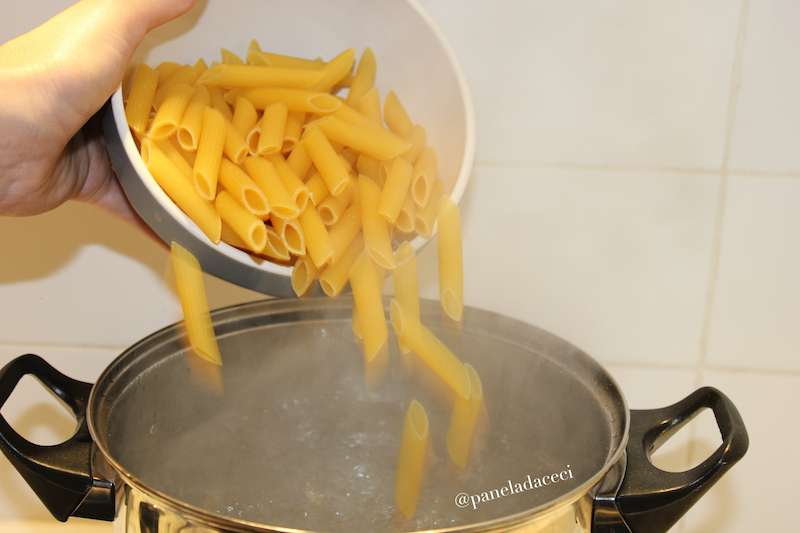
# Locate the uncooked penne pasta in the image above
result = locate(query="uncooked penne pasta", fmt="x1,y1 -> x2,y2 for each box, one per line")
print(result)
412,146 -> 438,207
222,114 -> 249,164
309,48 -> 355,92
304,170 -> 330,206
232,96 -> 258,139
395,189 -> 417,234
171,242 -> 222,365
151,138 -> 193,182
389,299 -> 470,399
286,141 -> 313,179
217,158 -> 269,218
220,48 -> 244,65
270,213 -> 305,256
226,87 -> 340,114
384,90 -> 414,138
437,196 -> 463,321
356,153 -> 381,182
345,47 -> 376,107
260,225 -> 292,261
291,254 -> 319,297
319,232 -> 364,297
265,152 -> 308,211
447,364 -> 483,468
349,250 -> 388,362
297,203 -> 335,268
392,241 -> 420,354
302,124 -> 351,196
153,65 -> 197,109
328,203 -> 362,264
282,111 -> 305,153
198,64 -> 324,89
400,124 -> 427,166
415,178 -> 444,239
249,50 -> 326,70
193,107 -> 226,200
395,399 -> 429,519
206,85 -> 233,121
243,157 -> 299,219
378,158 -> 414,224
313,115 -> 411,161
318,177 -> 356,226
125,64 -> 159,133
141,140 -> 221,244
192,57 -> 209,77
177,84 -> 211,151
215,190 -> 267,253
155,61 -> 181,84
257,102 -> 288,156
357,86 -> 382,126
359,175 -> 396,270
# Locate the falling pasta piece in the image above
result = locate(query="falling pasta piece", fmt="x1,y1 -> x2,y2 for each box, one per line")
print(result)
395,399 -> 429,518
447,364 -> 483,468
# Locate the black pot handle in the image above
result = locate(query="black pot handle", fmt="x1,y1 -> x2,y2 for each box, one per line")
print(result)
0,354 -> 114,522
607,386 -> 749,533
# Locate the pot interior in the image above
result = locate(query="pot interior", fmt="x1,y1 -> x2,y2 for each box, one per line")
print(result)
89,298 -> 627,532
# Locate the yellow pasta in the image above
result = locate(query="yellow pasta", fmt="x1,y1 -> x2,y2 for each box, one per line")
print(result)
192,57 -> 209,77
392,241 -> 420,354
395,399 -> 429,519
248,50 -> 326,70
257,102 -> 288,156
286,141 -> 313,179
282,111 -> 306,153
220,48 -> 244,65
150,138 -> 193,182
243,157 -> 299,219
198,64 -> 324,89
222,114 -> 249,164
415,178 -> 445,239
384,90 -> 414,138
265,153 -> 309,211
302,124 -> 351,196
328,203 -> 363,264
395,189 -> 417,234
260,225 -> 292,261
437,196 -> 463,322
177,84 -> 211,151
270,213 -> 305,256
356,153 -> 381,182
359,175 -> 396,270
155,61 -> 181,84
378,158 -> 414,224
313,115 -> 411,161
297,203 -> 335,268
412,146 -> 438,207
215,190 -> 267,253
125,64 -> 159,133
141,139 -> 221,244
231,96 -> 258,139
153,65 -> 197,110
193,107 -> 227,200
217,157 -> 269,218
304,170 -> 330,206
291,255 -> 320,297
206,85 -> 233,121
319,232 -> 364,297
349,250 -> 388,362
309,48 -> 355,92
171,242 -> 222,365
389,299 -> 470,399
400,124 -> 427,166
318,177 -> 356,226
225,87 -> 341,114
357,86 -> 382,126
345,47 -> 376,108
447,364 -> 483,468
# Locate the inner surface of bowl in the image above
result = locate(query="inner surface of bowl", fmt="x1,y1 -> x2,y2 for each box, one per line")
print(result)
105,0 -> 475,297
89,298 -> 627,533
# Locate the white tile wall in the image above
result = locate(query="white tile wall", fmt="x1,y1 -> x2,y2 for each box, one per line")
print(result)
1,0 -> 797,532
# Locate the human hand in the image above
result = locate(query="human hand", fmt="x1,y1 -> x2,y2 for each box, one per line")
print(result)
0,0 -> 198,231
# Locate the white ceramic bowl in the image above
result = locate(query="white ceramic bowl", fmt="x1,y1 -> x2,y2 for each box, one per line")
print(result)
103,0 -> 475,297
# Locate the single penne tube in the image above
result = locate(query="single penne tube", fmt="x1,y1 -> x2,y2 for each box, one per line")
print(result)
220,47 -> 244,65
356,153 -> 381,182
246,121 -> 262,156
412,146 -> 438,207
153,65 -> 197,110
286,141 -> 313,179
232,96 -> 258,138
248,50 -> 326,70
221,221 -> 265,255
309,48 -> 355,92
198,64 -> 324,89
392,241 -> 420,354
260,224 -> 292,261
357,86 -> 382,126
313,115 -> 411,161
437,196 -> 464,322
217,158 -> 269,218
318,177 -> 356,226
141,140 -> 221,243
148,138 -> 193,182
282,111 -> 306,153
395,189 -> 417,234
270,213 -> 305,256
225,87 -> 340,114
340,148 -> 360,169
447,364 -> 483,468
345,47 -> 376,108
328,203 -> 362,264
215,190 -> 267,253
304,170 -> 330,206
222,114 -> 249,164
359,175 -> 396,270
395,399 -> 429,519
155,61 -> 181,84
352,305 -> 363,339
265,152 -> 309,211
192,107 -> 227,200
297,203 -> 335,267
257,102 -> 288,157
243,157 -> 300,219
206,85 -> 233,121
415,178 -> 444,239
302,124 -> 351,196
147,84 -> 194,139
171,242 -> 222,365
384,90 -> 414,137
169,136 -> 197,167
349,249 -> 388,361
192,57 -> 209,77
125,63 -> 159,133
400,124 -> 427,165
177,84 -> 211,151
319,232 -> 364,297
389,299 -> 470,399
291,255 -> 320,297
378,158 -> 414,224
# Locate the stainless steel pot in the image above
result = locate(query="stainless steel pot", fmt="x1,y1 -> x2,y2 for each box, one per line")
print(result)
0,298 -> 747,533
